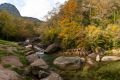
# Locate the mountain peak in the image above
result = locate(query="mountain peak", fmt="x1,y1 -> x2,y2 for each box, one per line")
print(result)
0,3 -> 21,16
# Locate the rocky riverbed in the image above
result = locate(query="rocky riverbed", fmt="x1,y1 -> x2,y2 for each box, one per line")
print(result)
21,38 -> 120,80
1,38 -> 120,80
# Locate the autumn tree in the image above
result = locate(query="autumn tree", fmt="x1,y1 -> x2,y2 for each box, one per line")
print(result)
0,11 -> 38,40
0,11 -> 17,39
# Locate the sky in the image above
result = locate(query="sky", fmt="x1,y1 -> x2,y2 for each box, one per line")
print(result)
0,0 -> 67,20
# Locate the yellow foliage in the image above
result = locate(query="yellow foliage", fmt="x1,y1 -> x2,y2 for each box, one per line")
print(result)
61,0 -> 77,17
85,25 -> 102,39
106,24 -> 120,37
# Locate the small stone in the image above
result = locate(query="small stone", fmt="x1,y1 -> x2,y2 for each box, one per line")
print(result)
26,54 -> 39,63
38,70 -> 50,79
88,53 -> 97,60
101,56 -> 120,62
96,55 -> 100,62
41,72 -> 62,80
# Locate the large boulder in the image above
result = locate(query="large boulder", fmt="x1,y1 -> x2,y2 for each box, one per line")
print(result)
25,58 -> 62,80
25,58 -> 50,79
53,56 -> 85,70
41,72 -> 62,80
0,67 -> 21,80
44,43 -> 60,54
101,56 -> 120,62
1,56 -> 23,67
30,59 -> 48,69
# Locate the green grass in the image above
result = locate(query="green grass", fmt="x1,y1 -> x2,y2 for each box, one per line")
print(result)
0,39 -> 17,46
96,61 -> 120,80
0,51 -> 9,57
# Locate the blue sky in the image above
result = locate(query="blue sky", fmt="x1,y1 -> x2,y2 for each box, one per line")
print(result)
0,0 -> 67,20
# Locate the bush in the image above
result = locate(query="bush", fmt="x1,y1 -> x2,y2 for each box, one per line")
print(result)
83,24 -> 120,52
42,26 -> 85,49
59,26 -> 84,49
96,61 -> 120,80
42,27 -> 61,44
84,25 -> 112,52
42,24 -> 120,53
105,24 -> 120,48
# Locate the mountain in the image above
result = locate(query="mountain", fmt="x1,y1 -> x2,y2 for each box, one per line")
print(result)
23,17 -> 44,23
0,3 -> 21,16
0,3 -> 43,22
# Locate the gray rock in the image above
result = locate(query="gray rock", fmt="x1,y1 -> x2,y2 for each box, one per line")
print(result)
25,50 -> 35,56
44,43 -> 60,54
88,53 -> 97,60
1,56 -> 23,67
86,58 -> 97,67
96,55 -> 101,62
36,43 -> 47,49
0,68 -> 21,80
26,66 -> 50,79
41,72 -> 62,80
33,45 -> 45,52
30,59 -> 48,69
38,70 -> 50,79
53,56 -> 85,70
25,44 -> 32,49
26,54 -> 39,63
101,56 -> 120,62
25,64 -> 50,79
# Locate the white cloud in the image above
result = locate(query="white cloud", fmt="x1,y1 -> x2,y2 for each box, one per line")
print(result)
0,0 -> 67,20
0,0 -> 6,4
21,0 -> 53,20
53,0 -> 68,4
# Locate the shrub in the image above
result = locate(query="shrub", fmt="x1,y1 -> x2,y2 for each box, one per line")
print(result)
96,61 -> 120,80
42,24 -> 120,52
84,25 -> 110,52
105,24 -> 120,48
59,26 -> 85,49
42,27 -> 61,44
83,24 -> 120,52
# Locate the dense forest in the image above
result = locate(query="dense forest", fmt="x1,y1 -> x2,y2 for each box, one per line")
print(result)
1,0 -> 120,80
